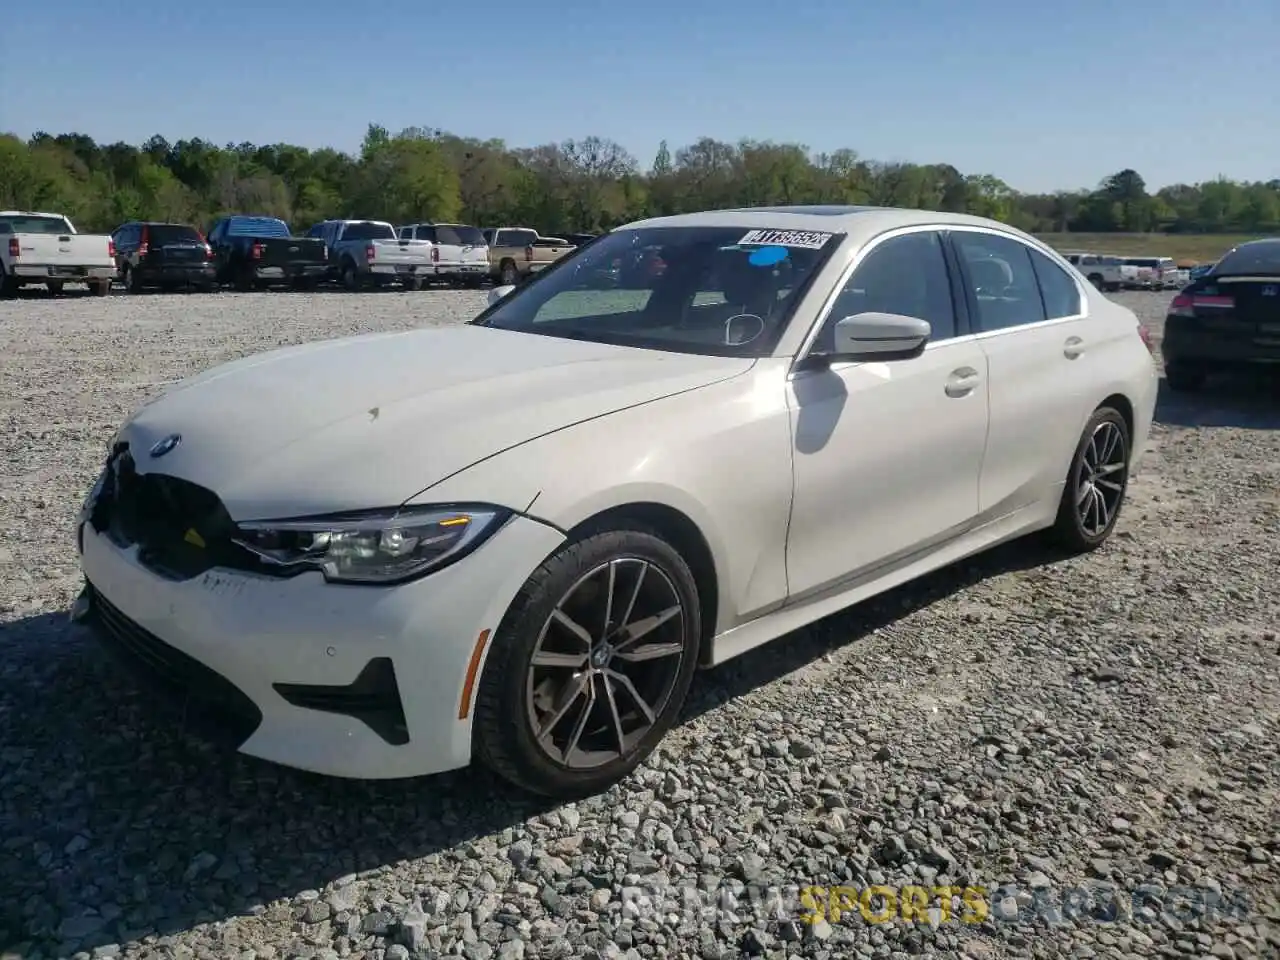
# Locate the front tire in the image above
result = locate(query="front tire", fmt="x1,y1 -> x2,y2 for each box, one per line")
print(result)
473,527 -> 702,799
1050,407 -> 1131,553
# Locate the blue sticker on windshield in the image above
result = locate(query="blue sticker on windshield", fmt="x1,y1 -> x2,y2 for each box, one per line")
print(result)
748,245 -> 789,267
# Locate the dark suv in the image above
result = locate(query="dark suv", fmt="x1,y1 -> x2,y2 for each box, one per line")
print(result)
111,221 -> 217,292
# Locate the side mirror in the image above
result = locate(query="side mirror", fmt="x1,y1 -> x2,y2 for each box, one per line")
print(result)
487,284 -> 516,306
830,311 -> 931,362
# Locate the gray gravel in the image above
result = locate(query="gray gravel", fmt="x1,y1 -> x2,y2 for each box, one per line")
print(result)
1,288 -> 1277,960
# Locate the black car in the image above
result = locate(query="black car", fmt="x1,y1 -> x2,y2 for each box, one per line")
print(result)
1163,238 -> 1280,392
111,221 -> 217,292
206,215 -> 329,291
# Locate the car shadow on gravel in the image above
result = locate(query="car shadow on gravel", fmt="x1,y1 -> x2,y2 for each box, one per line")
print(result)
0,535 -> 1061,952
1154,373 -> 1280,430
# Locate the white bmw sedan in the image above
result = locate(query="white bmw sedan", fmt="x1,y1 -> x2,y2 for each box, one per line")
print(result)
73,205 -> 1159,798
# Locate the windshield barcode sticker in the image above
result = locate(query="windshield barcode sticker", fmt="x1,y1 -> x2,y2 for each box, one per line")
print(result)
738,229 -> 833,249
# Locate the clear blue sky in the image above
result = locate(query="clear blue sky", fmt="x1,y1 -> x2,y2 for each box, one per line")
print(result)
2,0 -> 1276,194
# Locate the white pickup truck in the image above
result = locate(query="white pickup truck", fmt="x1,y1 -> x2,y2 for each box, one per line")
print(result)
0,211 -> 116,297
306,219 -> 435,290
1062,252 -> 1131,292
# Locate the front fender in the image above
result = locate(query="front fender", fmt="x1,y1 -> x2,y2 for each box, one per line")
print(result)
409,363 -> 796,634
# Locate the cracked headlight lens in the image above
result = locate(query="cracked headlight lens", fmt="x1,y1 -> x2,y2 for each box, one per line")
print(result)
233,505 -> 509,584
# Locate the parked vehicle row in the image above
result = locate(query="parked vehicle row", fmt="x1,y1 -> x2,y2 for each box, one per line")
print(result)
1062,252 -> 1191,292
0,209 -> 595,297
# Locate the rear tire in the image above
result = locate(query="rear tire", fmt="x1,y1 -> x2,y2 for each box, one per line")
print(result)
341,260 -> 362,291
473,527 -> 702,800
125,266 -> 144,294
0,268 -> 16,299
1049,407 -> 1131,554
46,280 -> 65,296
89,280 -> 111,297
1165,362 -> 1207,393
403,276 -> 423,291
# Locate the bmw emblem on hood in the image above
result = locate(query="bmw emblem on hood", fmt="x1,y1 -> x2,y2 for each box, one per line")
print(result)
149,433 -> 182,458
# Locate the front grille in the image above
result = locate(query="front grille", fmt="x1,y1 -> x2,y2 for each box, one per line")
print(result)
86,583 -> 264,749
88,444 -> 271,581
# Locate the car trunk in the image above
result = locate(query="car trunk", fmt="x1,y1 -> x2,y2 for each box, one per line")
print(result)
141,226 -> 209,268
1183,278 -> 1280,343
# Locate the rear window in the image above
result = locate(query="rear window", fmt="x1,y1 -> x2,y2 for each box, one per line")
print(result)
341,221 -> 396,241
436,224 -> 485,246
227,217 -> 290,238
147,224 -> 203,245
1211,244 -> 1280,277
496,229 -> 539,248
0,214 -> 74,235
1124,258 -> 1160,268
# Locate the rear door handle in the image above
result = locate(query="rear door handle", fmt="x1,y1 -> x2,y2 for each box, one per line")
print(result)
1064,336 -> 1085,359
945,366 -> 982,398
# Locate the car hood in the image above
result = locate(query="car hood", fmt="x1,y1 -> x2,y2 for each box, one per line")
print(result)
118,325 -> 753,520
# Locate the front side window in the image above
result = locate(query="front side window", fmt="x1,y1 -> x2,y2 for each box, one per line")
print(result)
815,231 -> 957,351
1028,247 -> 1083,319
953,232 -> 1048,332
475,225 -> 842,357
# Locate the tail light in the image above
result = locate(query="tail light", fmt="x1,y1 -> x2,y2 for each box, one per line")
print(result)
204,243 -> 214,260
524,245 -> 534,262
251,242 -> 265,260
8,237 -> 20,259
107,238 -> 116,259
1137,323 -> 1154,353
1168,292 -> 1195,318
365,244 -> 376,262
431,247 -> 440,263
138,224 -> 149,257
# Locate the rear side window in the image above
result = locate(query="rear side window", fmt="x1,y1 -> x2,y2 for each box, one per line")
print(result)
953,232 -> 1047,332
1028,248 -> 1083,319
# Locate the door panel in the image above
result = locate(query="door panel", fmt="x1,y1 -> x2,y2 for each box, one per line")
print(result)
785,341 -> 991,599
949,230 -> 1092,515
784,229 -> 988,601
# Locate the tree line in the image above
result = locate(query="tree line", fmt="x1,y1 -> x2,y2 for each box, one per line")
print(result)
2,124 -> 1278,238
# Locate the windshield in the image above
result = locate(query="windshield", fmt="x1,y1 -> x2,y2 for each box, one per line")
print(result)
1210,244 -> 1280,277
147,224 -> 203,245
0,214 -> 74,235
342,221 -> 396,241
474,225 -> 842,358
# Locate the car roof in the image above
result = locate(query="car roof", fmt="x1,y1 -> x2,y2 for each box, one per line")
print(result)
616,204 -> 1044,244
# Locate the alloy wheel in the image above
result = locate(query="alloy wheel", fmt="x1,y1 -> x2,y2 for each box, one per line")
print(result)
1075,420 -> 1127,537
526,557 -> 686,770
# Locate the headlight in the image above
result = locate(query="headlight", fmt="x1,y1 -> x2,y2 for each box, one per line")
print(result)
232,505 -> 509,585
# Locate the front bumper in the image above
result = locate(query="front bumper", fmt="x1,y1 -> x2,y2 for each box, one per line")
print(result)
75,513 -> 565,779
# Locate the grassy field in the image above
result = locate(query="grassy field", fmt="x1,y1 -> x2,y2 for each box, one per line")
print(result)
1034,232 -> 1269,263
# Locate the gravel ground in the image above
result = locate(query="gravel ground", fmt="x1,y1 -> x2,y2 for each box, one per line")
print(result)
1,288 -> 1277,960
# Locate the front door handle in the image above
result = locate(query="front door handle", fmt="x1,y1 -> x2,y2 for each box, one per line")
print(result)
1064,336 -> 1085,359
945,367 -> 982,398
